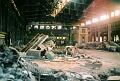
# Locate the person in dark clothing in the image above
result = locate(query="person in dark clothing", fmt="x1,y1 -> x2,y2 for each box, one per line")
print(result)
41,49 -> 46,58
37,46 -> 46,58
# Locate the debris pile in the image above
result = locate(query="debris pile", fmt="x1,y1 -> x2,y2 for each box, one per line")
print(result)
98,66 -> 120,81
0,45 -> 36,81
77,42 -> 120,52
109,42 -> 120,52
25,34 -> 56,60
103,42 -> 117,52
0,45 -> 97,81
76,42 -> 98,49
84,42 -> 98,49
85,60 -> 102,69
96,42 -> 120,52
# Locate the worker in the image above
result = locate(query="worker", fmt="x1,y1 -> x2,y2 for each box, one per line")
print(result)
36,46 -> 47,59
41,49 -> 47,58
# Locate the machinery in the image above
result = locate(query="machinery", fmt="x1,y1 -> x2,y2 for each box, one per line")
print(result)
21,33 -> 49,52
21,33 -> 56,60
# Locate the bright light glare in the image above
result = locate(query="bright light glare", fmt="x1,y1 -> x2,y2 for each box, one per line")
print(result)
63,37 -> 66,39
86,20 -> 91,25
81,23 -> 85,26
115,10 -> 120,16
111,12 -> 115,17
51,26 -> 56,29
40,26 -> 44,29
46,26 -> 50,29
73,26 -> 76,29
81,9 -> 120,25
100,15 -> 109,21
57,37 -> 59,39
92,18 -> 99,23
34,25 -> 38,29
58,25 -> 62,29
67,0 -> 70,2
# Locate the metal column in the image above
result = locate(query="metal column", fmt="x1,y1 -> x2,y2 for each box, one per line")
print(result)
108,24 -> 112,41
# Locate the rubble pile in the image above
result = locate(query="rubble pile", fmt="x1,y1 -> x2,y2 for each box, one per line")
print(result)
96,42 -> 120,52
96,42 -> 106,50
84,42 -> 98,49
77,42 -> 99,49
109,42 -> 120,52
0,45 -> 36,81
77,41 -> 120,52
85,60 -> 102,69
103,42 -> 117,52
98,65 -> 120,81
0,45 -> 96,81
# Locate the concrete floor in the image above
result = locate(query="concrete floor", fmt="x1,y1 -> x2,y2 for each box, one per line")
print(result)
83,49 -> 120,64
74,49 -> 120,73
32,49 -> 120,74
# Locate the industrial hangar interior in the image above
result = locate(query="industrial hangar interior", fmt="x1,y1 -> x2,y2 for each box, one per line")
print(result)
0,0 -> 120,81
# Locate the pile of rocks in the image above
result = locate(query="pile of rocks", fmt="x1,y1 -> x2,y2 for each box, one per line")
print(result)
98,65 -> 120,81
0,45 -> 36,81
0,45 -> 103,81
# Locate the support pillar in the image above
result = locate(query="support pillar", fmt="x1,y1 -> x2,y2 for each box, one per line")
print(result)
78,26 -> 81,43
94,27 -> 97,42
0,1 -> 2,31
98,27 -> 100,42
108,24 -> 112,41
